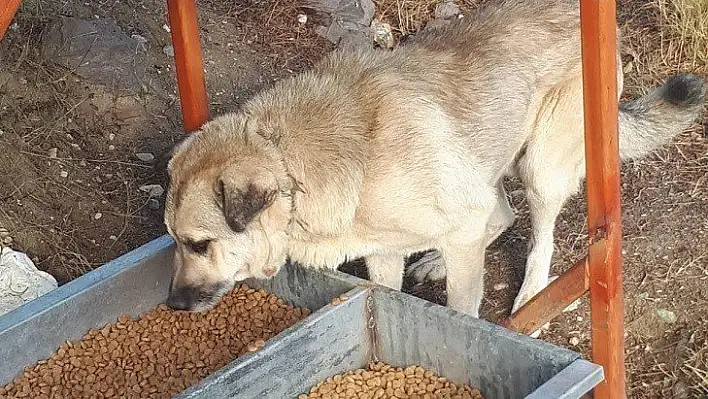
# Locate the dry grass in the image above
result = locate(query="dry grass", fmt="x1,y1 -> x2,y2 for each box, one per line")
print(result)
657,0 -> 708,72
373,0 -> 439,36
619,0 -> 708,90
198,0 -> 332,71
682,342 -> 708,394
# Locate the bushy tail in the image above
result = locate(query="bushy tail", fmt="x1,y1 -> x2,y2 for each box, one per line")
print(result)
619,74 -> 705,160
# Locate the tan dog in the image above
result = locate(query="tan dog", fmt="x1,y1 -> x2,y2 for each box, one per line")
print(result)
163,0 -> 705,319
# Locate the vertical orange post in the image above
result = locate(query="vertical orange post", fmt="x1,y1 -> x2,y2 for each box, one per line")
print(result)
579,0 -> 626,397
166,0 -> 209,132
0,0 -> 23,40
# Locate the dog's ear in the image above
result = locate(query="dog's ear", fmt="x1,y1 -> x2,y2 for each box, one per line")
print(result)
160,132 -> 197,175
216,171 -> 277,233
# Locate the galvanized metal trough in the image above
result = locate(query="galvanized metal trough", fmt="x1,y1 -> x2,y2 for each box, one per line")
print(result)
0,235 -> 604,398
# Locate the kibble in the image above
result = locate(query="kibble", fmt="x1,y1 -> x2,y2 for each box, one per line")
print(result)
0,284 -> 311,399
301,362 -> 484,399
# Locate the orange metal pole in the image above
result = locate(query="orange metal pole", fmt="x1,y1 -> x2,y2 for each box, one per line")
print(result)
579,0 -> 626,397
0,0 -> 22,40
166,0 -> 209,132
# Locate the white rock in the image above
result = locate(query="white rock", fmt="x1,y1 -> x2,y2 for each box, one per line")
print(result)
372,20 -> 395,49
94,212 -> 103,220
569,337 -> 580,346
656,309 -> 677,324
434,0 -> 460,20
60,170 -> 69,178
297,13 -> 308,25
47,148 -> 58,158
131,34 -> 148,44
139,184 -> 165,198
493,282 -> 509,291
0,247 -> 58,317
135,152 -> 155,162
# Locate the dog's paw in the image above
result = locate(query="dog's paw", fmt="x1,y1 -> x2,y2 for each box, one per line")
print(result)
406,251 -> 446,283
511,289 -> 535,315
512,289 -> 549,339
512,274 -> 553,315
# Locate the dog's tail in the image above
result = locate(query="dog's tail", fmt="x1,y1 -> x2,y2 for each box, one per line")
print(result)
618,74 -> 705,160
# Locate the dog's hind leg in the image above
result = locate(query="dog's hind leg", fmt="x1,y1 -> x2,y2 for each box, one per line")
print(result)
366,254 -> 405,290
511,80 -> 586,336
406,181 -> 514,284
406,250 -> 445,283
511,185 -> 568,315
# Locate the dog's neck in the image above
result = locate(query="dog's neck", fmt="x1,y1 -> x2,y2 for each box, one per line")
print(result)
248,128 -> 305,238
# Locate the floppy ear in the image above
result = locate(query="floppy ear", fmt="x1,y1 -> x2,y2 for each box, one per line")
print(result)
217,176 -> 277,233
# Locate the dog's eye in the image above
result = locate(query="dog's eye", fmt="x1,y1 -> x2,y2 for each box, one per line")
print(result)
187,240 -> 210,255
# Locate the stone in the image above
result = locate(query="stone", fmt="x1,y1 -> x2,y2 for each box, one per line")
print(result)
435,0 -> 461,20
135,152 -> 155,162
0,247 -> 58,317
163,45 -> 175,57
656,309 -> 677,324
148,198 -> 161,211
139,184 -> 165,198
372,20 -> 395,49
310,0 -> 376,50
493,283 -> 509,291
40,17 -> 150,91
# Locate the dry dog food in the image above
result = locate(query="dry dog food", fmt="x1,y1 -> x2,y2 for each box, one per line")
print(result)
301,362 -> 484,399
0,284 -> 310,399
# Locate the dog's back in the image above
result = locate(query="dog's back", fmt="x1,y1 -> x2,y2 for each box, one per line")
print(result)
164,0 -> 704,317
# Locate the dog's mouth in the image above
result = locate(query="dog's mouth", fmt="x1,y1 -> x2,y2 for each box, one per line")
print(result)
166,281 -> 230,312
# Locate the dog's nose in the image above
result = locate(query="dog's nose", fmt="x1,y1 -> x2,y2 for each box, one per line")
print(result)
166,285 -> 198,310
166,292 -> 190,310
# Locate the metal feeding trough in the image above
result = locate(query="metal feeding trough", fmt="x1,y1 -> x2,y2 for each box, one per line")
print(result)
0,235 -> 603,398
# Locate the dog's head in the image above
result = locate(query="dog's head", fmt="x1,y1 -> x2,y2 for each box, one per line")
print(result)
163,114 -> 292,311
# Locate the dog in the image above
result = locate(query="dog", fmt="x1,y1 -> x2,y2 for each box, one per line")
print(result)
162,0 -> 705,322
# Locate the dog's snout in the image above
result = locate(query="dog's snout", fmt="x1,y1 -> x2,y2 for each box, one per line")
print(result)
166,285 -> 199,311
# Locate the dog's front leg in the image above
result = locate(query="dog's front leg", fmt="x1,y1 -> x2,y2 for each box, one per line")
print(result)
365,254 -> 405,291
440,229 -> 488,317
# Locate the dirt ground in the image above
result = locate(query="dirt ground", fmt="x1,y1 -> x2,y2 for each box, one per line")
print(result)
0,0 -> 706,397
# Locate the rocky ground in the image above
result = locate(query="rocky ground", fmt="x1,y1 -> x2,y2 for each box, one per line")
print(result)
0,0 -> 706,397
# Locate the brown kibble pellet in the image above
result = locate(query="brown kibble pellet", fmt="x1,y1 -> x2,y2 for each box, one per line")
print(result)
1,284 -> 310,398
303,363 -> 484,399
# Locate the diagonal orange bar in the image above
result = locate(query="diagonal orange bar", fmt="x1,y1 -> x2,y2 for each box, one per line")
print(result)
501,254 -> 590,335
0,0 -> 23,40
579,0 -> 626,397
166,0 -> 209,133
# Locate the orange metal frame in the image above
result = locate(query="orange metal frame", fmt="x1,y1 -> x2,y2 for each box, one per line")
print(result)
0,0 -> 626,396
